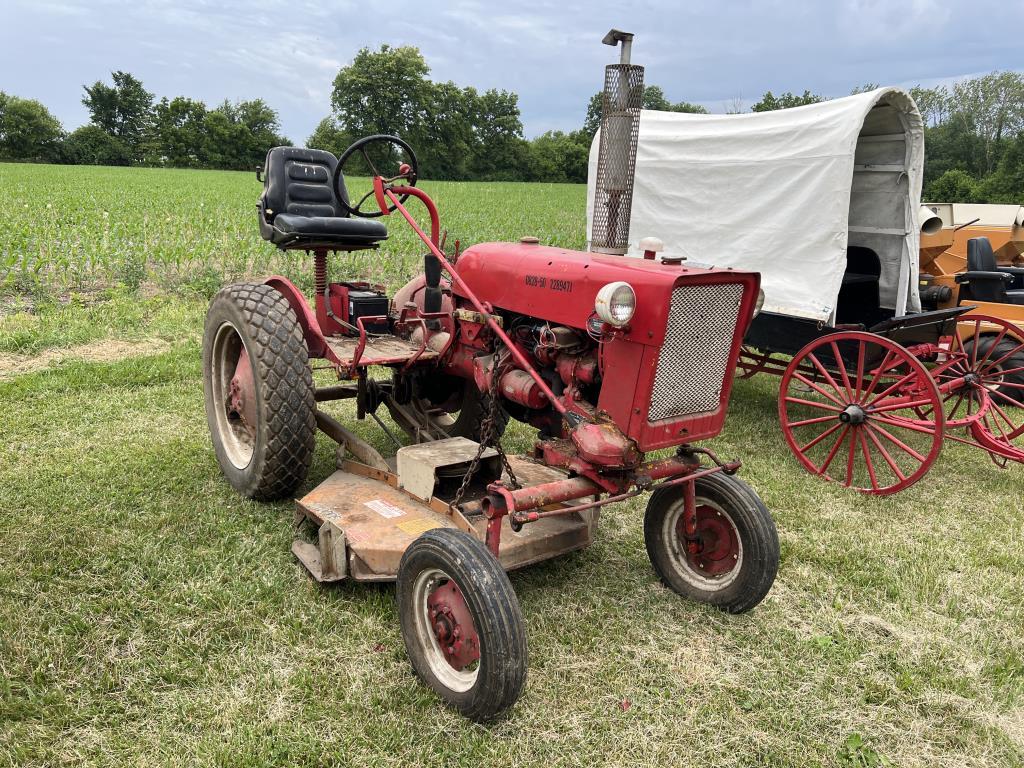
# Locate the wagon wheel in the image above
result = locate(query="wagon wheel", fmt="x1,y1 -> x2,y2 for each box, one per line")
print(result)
779,331 -> 944,495
941,314 -> 1024,456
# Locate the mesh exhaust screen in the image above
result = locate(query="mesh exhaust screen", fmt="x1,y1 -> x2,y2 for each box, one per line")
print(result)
590,64 -> 644,254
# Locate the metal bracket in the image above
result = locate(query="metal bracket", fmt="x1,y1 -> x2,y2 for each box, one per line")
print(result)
292,518 -> 347,583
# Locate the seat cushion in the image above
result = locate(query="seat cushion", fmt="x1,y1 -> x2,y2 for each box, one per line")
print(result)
1005,289 -> 1024,306
273,214 -> 387,243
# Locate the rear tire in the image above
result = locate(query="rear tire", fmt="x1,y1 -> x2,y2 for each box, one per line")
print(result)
413,376 -> 508,443
644,473 -> 778,614
203,283 -> 316,500
397,529 -> 526,722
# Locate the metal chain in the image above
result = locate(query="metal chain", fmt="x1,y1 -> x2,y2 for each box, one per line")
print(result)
450,354 -> 520,512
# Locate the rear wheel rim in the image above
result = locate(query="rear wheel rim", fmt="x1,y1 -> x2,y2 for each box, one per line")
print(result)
411,567 -> 480,693
210,321 -> 256,469
946,315 -> 1024,445
780,333 -> 943,494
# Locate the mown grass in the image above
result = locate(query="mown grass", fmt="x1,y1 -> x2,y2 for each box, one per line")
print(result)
1,163 -> 1023,767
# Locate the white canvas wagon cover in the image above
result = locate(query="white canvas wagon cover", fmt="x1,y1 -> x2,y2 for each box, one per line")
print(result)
586,88 -> 926,323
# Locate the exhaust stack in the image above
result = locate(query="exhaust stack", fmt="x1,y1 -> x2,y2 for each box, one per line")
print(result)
590,29 -> 644,255
919,205 -> 943,236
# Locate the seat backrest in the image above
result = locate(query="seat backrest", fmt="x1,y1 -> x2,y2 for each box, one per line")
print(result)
967,237 -> 997,272
260,147 -> 350,220
964,237 -> 1006,302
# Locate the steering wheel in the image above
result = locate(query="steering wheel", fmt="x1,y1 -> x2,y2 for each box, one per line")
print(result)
333,134 -> 419,218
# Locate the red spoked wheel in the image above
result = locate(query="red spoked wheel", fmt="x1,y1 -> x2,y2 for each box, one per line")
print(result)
779,331 -> 944,495
942,314 -> 1024,459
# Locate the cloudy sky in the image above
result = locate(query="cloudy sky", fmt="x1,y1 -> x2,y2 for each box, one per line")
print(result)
3,0 -> 1022,142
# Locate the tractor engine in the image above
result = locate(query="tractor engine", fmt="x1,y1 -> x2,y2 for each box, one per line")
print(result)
397,240 -> 762,471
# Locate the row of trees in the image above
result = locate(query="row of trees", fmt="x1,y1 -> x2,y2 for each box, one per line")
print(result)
909,72 -> 1024,203
0,72 -> 288,169
1,45 -> 1022,202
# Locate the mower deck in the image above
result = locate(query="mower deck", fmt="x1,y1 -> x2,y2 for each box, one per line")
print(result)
293,452 -> 598,582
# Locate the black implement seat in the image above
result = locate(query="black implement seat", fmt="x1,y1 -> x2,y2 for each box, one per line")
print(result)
258,146 -> 387,251
956,237 -> 1024,305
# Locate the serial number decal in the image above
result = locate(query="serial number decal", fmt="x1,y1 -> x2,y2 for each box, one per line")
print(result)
524,274 -> 573,292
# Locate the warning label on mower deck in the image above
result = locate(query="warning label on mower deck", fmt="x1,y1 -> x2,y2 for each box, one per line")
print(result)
364,499 -> 405,519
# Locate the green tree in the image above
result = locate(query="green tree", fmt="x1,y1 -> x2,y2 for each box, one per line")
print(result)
926,168 -> 979,202
0,92 -> 64,161
470,89 -> 527,180
417,81 -> 476,180
975,133 -> 1024,202
331,45 -> 430,140
910,84 -> 950,127
82,71 -> 153,160
851,83 -> 881,95
205,99 -> 288,170
750,90 -> 824,112
949,71 -> 1024,173
148,96 -> 208,167
583,85 -> 707,136
527,130 -> 591,183
307,117 -> 351,157
62,124 -> 130,165
922,112 -> 989,187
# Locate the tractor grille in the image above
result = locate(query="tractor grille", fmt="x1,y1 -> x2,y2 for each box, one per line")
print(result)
648,284 -> 745,422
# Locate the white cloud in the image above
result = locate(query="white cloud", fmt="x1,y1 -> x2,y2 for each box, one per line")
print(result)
1,0 -> 1022,141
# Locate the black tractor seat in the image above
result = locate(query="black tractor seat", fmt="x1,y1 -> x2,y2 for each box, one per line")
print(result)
956,237 -> 1024,306
258,146 -> 387,251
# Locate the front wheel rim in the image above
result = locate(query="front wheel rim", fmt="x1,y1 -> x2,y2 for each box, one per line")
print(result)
411,568 -> 480,693
663,497 -> 743,591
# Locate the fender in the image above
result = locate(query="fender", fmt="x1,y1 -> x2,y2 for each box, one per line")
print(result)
263,275 -> 340,364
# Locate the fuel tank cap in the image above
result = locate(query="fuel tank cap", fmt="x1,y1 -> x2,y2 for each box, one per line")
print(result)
519,236 -> 540,244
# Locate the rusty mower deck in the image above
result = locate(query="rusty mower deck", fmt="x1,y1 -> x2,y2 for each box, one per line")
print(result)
292,437 -> 598,583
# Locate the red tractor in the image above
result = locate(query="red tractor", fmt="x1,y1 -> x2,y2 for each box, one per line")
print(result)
203,37 -> 778,722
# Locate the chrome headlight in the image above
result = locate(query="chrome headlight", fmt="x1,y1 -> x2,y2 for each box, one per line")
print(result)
595,281 -> 636,327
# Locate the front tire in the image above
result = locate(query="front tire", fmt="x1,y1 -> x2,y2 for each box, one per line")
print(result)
397,529 -> 526,722
203,283 -> 316,500
644,472 -> 778,614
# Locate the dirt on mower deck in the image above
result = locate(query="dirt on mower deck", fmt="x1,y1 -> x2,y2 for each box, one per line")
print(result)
0,338 -> 171,379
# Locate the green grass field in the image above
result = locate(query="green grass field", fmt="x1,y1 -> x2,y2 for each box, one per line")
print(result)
1,162 -> 1022,767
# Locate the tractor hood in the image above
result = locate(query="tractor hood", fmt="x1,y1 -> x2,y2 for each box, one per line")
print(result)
453,242 -> 759,347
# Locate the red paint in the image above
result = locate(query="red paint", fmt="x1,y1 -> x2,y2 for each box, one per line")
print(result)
228,348 -> 256,435
384,187 -> 568,416
426,579 -> 480,671
570,421 -> 641,468
499,369 -> 549,409
677,500 -> 740,577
